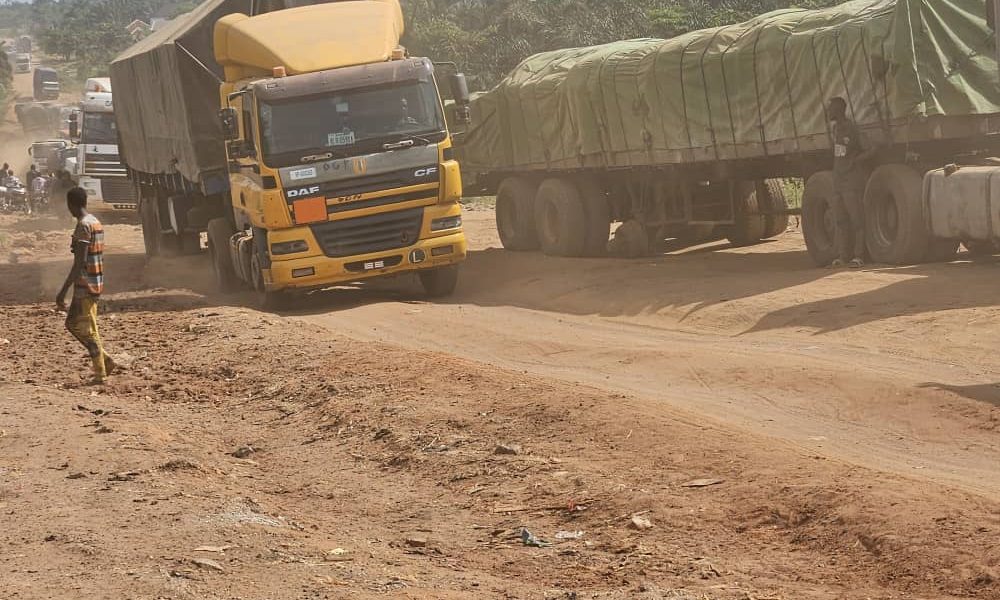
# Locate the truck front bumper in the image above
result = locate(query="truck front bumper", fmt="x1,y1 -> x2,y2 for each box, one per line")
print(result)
265,231 -> 468,292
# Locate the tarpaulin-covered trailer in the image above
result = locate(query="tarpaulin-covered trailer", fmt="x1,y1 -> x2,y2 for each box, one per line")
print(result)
459,0 -> 1000,265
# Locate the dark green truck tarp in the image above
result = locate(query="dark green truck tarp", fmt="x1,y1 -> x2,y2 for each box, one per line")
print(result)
461,0 -> 1000,174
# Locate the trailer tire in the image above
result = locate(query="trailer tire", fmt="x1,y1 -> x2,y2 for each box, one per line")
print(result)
535,178 -> 587,257
760,179 -> 791,239
607,220 -> 651,258
419,265 -> 460,298
208,218 -> 239,294
864,164 -> 929,265
801,171 -> 839,267
726,181 -> 767,247
577,179 -> 611,256
139,196 -> 160,258
496,176 -> 540,251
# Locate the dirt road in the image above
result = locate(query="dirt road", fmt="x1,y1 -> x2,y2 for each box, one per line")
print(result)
1,209 -> 998,599
1,68 -> 35,174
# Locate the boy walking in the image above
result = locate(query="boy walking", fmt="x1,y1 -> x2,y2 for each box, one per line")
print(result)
56,188 -> 115,383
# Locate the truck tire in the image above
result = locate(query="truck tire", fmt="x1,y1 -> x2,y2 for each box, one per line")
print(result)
139,196 -> 160,258
726,181 -> 767,247
577,179 -> 611,256
535,178 -> 587,257
607,219 -> 651,258
496,176 -> 540,251
801,171 -> 839,267
250,250 -> 288,311
759,179 -> 791,239
207,218 -> 239,294
864,164 -> 929,265
419,265 -> 460,298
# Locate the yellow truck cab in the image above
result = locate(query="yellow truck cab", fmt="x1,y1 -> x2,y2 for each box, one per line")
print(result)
210,2 -> 467,306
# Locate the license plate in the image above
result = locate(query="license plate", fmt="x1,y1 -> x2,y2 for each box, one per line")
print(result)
363,260 -> 385,271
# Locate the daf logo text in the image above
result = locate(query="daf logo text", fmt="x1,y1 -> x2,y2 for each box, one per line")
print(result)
287,185 -> 321,198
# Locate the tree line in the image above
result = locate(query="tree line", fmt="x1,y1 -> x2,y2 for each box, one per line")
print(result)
402,0 -> 839,89
0,0 -> 840,92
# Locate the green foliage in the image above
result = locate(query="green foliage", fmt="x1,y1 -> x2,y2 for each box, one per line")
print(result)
402,0 -> 840,89
0,41 -> 11,108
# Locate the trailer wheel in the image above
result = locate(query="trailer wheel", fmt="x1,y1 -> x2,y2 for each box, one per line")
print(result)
760,179 -> 791,239
419,265 -> 460,298
535,178 -> 587,257
577,178 -> 611,256
801,171 -> 839,267
496,176 -> 540,251
607,220 -> 651,258
207,218 -> 238,294
864,164 -> 929,265
139,196 -> 160,258
726,181 -> 767,247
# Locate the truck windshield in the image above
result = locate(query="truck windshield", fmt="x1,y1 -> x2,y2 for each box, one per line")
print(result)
82,112 -> 118,145
259,80 -> 445,166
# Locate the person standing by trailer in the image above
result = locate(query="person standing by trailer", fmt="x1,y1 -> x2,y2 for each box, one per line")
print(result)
828,96 -> 873,269
56,187 -> 116,384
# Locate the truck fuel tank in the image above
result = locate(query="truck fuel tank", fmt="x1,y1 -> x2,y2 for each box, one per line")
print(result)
924,166 -> 1000,242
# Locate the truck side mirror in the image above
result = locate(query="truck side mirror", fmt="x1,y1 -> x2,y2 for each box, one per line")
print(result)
68,112 -> 79,140
449,73 -> 470,106
219,107 -> 240,141
449,73 -> 472,125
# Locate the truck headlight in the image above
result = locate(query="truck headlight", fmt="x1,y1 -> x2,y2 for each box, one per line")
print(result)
431,216 -> 462,232
270,240 -> 308,255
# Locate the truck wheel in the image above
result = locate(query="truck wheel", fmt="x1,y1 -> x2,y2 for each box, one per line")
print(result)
760,179 -> 791,239
139,197 -> 160,257
419,265 -> 459,298
607,219 -> 651,258
207,218 -> 239,294
250,251 -> 288,311
535,178 -> 587,257
864,164 -> 929,265
577,178 -> 611,256
496,177 -> 540,251
801,171 -> 839,267
726,181 -> 767,247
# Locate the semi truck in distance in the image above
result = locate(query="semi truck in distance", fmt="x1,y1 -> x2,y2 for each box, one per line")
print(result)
14,52 -> 30,73
458,0 -> 1000,265
67,78 -> 137,210
111,0 -> 470,307
33,67 -> 59,100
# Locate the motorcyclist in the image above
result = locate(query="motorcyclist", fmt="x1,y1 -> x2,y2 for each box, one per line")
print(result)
26,164 -> 41,188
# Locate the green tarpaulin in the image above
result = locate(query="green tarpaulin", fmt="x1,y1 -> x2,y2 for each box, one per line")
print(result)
461,0 -> 1000,173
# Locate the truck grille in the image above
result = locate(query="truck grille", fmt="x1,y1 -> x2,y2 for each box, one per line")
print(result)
84,154 -> 128,177
100,178 -> 137,207
310,207 -> 424,258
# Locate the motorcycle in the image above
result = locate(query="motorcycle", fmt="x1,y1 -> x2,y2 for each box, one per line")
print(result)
0,177 -> 31,214
29,176 -> 52,213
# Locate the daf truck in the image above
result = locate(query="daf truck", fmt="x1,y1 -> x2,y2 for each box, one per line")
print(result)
459,0 -> 1000,265
67,78 -> 137,209
111,0 -> 469,307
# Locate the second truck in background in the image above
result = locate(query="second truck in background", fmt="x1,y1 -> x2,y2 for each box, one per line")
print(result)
458,0 -> 1000,265
67,78 -> 137,210
111,0 -> 469,307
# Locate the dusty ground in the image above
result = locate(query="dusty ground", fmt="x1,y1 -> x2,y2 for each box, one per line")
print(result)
3,59 -> 1000,599
1,200 -> 999,599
